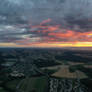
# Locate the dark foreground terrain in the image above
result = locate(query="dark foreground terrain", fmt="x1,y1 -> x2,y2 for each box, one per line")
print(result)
0,47 -> 92,92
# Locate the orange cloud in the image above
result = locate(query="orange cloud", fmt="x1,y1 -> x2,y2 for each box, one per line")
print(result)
27,19 -> 92,47
48,30 -> 92,42
40,18 -> 52,25
1,18 -> 92,47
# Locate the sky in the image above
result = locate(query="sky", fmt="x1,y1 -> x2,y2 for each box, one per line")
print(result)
0,0 -> 92,47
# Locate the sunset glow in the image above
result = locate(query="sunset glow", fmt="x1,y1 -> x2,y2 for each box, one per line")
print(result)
0,42 -> 92,47
0,0 -> 92,48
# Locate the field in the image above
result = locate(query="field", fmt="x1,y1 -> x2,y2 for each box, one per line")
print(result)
0,48 -> 92,92
0,87 -> 7,92
5,79 -> 21,91
19,76 -> 48,92
52,65 -> 88,79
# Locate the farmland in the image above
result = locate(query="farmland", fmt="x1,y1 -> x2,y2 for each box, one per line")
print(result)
0,48 -> 92,92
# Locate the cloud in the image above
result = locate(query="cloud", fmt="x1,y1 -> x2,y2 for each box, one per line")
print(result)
28,20 -> 92,43
0,0 -> 92,47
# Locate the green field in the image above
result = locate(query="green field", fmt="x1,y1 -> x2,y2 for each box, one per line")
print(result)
0,87 -> 7,92
20,76 -> 48,92
5,79 -> 21,91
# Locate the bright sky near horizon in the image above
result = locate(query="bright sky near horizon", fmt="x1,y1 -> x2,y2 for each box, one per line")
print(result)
0,0 -> 92,47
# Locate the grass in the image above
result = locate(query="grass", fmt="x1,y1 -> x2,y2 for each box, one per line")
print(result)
0,87 -> 7,92
34,77 -> 47,92
20,76 -> 48,92
43,69 -> 57,75
5,79 -> 21,91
